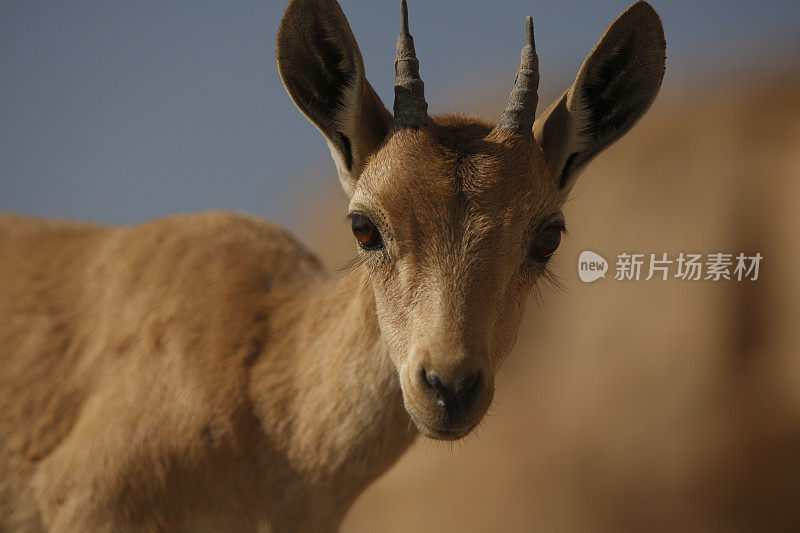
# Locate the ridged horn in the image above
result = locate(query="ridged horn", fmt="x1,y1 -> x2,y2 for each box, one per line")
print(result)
393,0 -> 428,129
498,16 -> 539,137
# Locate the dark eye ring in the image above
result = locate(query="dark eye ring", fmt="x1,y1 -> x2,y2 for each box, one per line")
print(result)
529,222 -> 565,262
349,213 -> 384,251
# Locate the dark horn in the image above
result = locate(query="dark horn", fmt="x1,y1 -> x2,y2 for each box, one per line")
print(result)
498,16 -> 539,137
394,0 -> 428,129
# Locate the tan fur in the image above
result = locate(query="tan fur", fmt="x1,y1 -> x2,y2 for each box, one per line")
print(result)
0,210 -> 413,530
0,1 -> 664,529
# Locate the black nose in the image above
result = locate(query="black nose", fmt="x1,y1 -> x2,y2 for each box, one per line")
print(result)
421,367 -> 481,409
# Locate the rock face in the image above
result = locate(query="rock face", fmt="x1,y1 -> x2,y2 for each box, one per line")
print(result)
305,72 -> 799,532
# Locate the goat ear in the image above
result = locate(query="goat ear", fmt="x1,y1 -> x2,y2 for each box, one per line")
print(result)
277,0 -> 392,196
533,1 -> 665,192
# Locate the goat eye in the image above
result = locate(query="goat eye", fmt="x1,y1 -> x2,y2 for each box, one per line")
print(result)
350,214 -> 383,250
530,223 -> 563,262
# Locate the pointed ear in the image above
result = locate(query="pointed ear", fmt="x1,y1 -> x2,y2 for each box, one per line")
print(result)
533,1 -> 665,192
277,0 -> 393,196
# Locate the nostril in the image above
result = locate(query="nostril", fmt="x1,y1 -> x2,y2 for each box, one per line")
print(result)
456,371 -> 480,399
423,368 -> 446,395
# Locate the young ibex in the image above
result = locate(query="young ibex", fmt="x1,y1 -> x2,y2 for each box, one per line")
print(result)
0,0 -> 665,530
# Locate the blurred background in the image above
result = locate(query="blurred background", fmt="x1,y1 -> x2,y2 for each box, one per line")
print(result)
2,1 -> 799,531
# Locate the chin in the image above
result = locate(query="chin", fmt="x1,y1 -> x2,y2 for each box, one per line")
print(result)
409,414 -> 479,441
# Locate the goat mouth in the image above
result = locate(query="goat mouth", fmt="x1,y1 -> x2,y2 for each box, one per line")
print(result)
411,416 -> 476,441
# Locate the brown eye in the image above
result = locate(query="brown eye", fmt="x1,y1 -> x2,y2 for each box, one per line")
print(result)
530,223 -> 564,262
350,213 -> 384,250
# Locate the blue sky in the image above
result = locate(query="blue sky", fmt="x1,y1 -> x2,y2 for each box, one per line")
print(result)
1,0 -> 798,225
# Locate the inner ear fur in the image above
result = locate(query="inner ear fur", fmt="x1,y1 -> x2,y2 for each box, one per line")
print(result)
277,0 -> 392,195
534,1 -> 666,191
